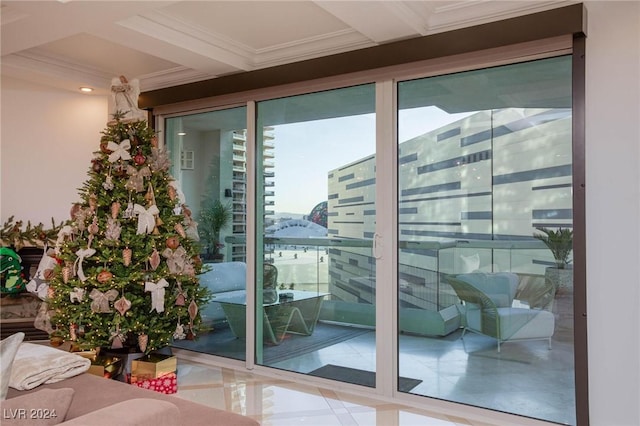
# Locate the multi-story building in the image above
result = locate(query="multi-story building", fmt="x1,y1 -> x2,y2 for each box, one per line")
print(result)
327,107 -> 572,327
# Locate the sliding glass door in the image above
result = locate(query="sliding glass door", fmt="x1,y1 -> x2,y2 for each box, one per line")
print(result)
254,85 -> 378,380
396,56 -> 575,425
160,52 -> 581,426
166,106 -> 249,361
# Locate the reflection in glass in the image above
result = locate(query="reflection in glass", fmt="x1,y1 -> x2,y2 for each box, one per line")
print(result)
397,56 -> 575,425
255,85 -> 377,383
167,106 -> 249,361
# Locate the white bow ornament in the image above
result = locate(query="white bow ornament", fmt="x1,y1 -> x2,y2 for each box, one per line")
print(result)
74,248 -> 96,282
89,289 -> 119,313
145,278 -> 169,313
133,204 -> 159,235
107,139 -> 132,162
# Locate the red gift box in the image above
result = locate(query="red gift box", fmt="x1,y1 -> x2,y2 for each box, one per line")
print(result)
131,372 -> 177,394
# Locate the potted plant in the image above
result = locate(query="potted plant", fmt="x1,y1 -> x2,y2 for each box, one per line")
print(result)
198,200 -> 232,262
533,227 -> 574,293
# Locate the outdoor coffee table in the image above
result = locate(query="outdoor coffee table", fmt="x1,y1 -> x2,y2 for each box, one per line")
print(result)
215,290 -> 329,345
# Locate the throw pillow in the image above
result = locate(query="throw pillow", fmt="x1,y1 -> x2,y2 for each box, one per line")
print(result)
0,332 -> 25,400
460,253 -> 480,273
0,388 -> 74,425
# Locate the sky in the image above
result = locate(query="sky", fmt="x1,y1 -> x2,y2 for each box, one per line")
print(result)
271,106 -> 474,215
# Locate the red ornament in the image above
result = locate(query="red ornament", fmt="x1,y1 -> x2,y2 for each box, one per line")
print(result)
166,236 -> 180,250
134,149 -> 146,166
97,270 -> 113,283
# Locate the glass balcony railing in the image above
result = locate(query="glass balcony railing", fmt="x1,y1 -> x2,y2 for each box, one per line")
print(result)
222,235 -> 554,330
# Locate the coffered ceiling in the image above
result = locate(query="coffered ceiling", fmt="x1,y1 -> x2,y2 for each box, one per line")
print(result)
1,1 -> 572,96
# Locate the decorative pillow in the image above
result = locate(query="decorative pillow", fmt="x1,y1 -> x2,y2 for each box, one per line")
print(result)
0,388 -> 74,425
0,332 -> 25,400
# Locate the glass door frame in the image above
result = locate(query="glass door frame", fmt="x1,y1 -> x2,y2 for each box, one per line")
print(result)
152,34 -> 586,424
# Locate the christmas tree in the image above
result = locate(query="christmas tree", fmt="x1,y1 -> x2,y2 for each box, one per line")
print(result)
48,111 -> 208,354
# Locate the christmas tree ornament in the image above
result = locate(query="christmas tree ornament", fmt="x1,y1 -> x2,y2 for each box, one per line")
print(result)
70,203 -> 82,221
110,325 -> 125,349
148,248 -> 161,271
155,216 -> 164,227
122,247 -> 132,266
165,236 -> 179,250
133,149 -> 146,166
97,269 -> 113,283
173,322 -> 186,340
133,203 -> 159,235
174,223 -> 186,238
74,247 -> 96,282
69,287 -> 85,303
77,325 -> 85,338
138,334 -> 149,353
123,201 -> 135,219
88,216 -> 99,235
111,201 -> 121,219
62,265 -> 72,283
105,217 -> 122,241
102,172 -> 114,191
151,135 -> 158,148
175,286 -> 186,306
162,246 -> 188,275
89,288 -> 118,313
91,158 -> 102,173
114,296 -> 132,316
145,183 -> 156,205
107,139 -> 132,162
167,185 -> 177,202
149,147 -> 171,171
130,135 -> 139,148
145,278 -> 169,313
187,299 -> 198,339
100,138 -> 112,154
125,165 -> 151,192
89,193 -> 98,212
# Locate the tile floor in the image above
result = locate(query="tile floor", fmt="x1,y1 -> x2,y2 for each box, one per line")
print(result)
174,357 -> 505,426
172,324 -> 575,426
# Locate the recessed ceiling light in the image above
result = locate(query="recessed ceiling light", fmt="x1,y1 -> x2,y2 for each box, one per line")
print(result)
79,87 -> 93,93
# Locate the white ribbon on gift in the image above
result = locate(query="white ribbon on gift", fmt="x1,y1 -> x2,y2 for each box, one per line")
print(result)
133,204 -> 159,235
74,247 -> 96,282
89,288 -> 118,313
107,139 -> 132,163
69,287 -> 85,303
145,278 -> 169,313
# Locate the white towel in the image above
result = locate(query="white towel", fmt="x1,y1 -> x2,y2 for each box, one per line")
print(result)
9,342 -> 90,390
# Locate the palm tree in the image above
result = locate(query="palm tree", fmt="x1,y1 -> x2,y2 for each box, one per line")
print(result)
533,227 -> 573,269
198,199 -> 232,260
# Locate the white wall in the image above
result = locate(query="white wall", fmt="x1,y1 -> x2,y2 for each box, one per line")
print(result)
584,2 -> 640,425
0,77 -> 107,225
0,3 -> 638,424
